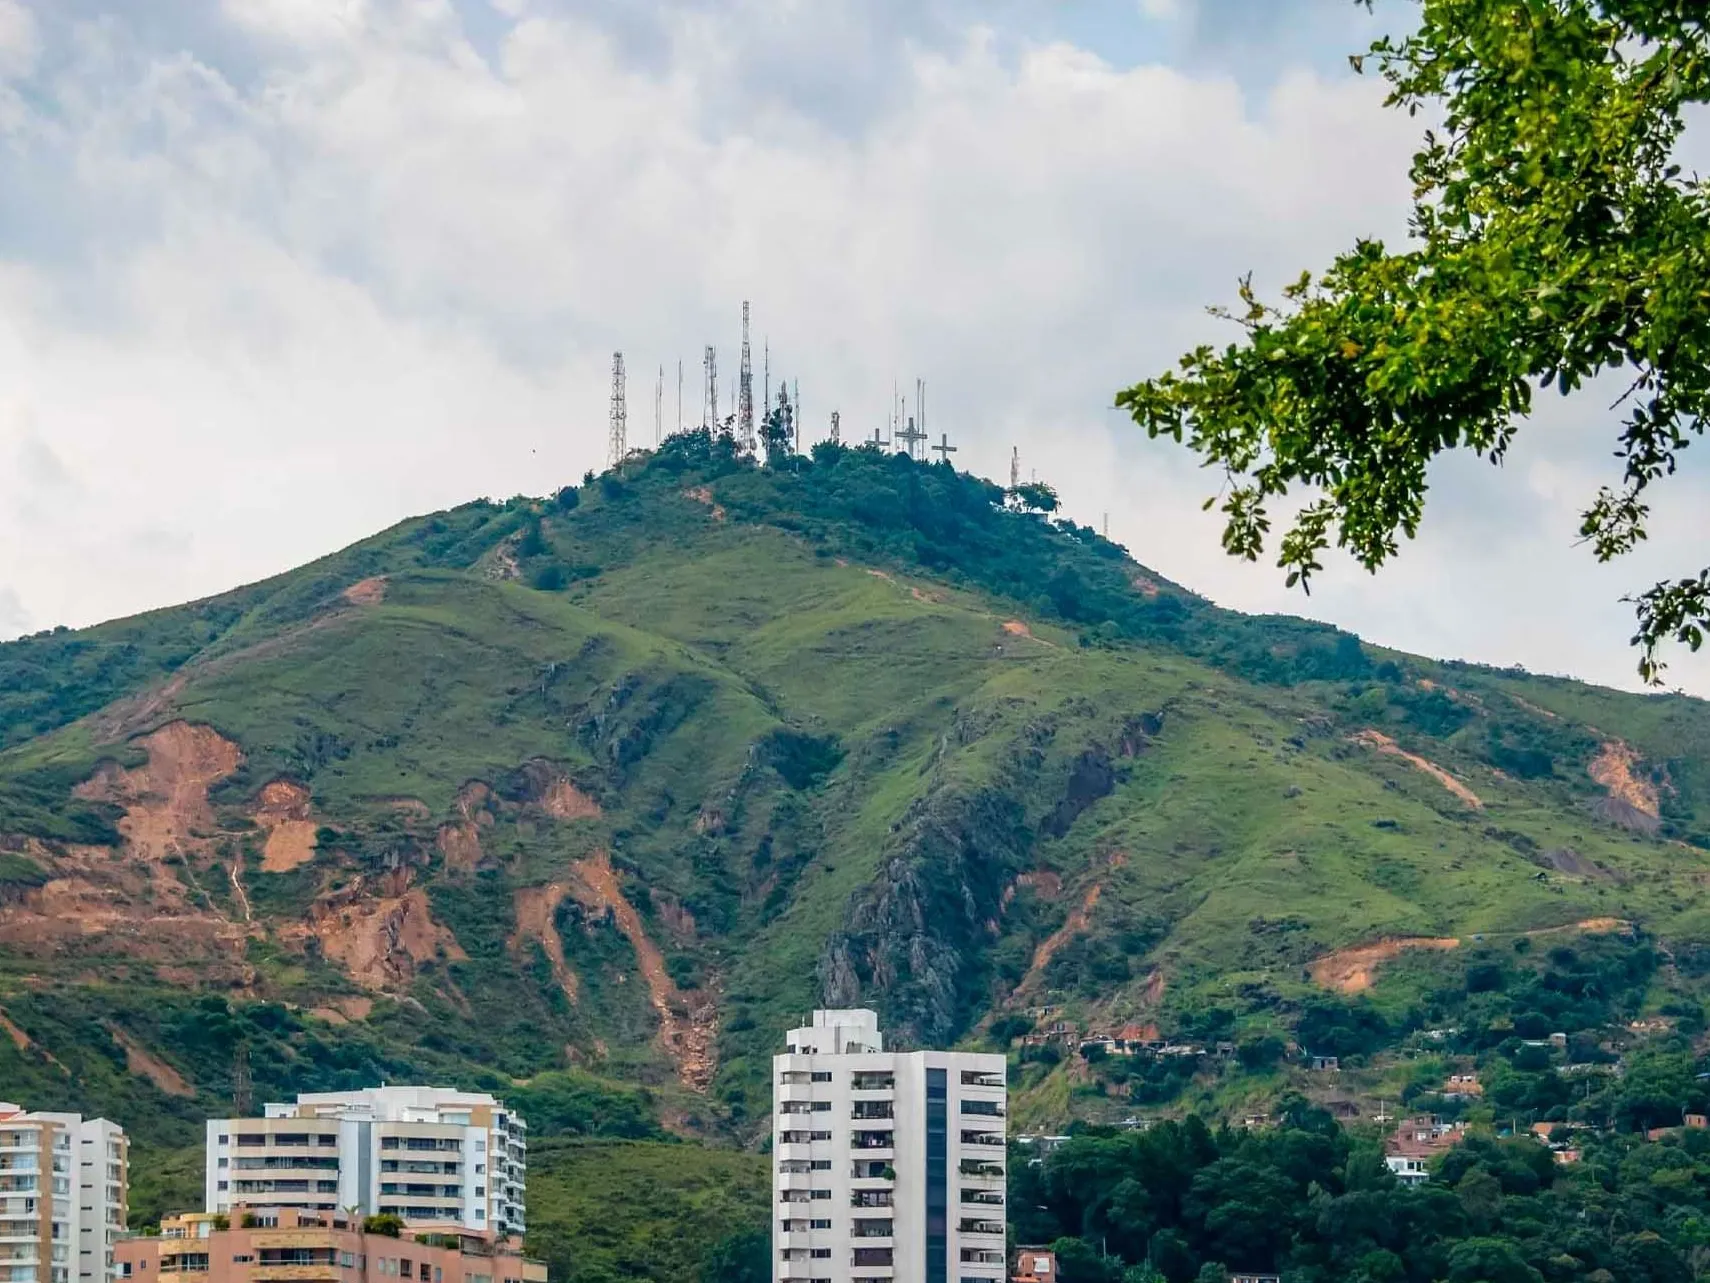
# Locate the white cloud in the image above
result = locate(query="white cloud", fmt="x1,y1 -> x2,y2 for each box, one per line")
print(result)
0,0 -> 1702,696
0,0 -> 36,77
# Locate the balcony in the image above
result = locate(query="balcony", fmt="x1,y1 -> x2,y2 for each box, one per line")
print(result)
959,1100 -> 1005,1118
960,1132 -> 1005,1149
850,1075 -> 895,1093
851,1131 -> 894,1152
850,1162 -> 894,1183
960,1072 -> 1005,1090
960,1191 -> 1004,1207
958,1161 -> 1004,1181
958,1220 -> 1004,1237
959,1250 -> 1005,1267
851,1190 -> 893,1209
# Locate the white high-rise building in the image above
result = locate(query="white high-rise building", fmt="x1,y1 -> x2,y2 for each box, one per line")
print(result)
204,1087 -> 525,1237
772,1010 -> 1007,1283
0,1103 -> 128,1283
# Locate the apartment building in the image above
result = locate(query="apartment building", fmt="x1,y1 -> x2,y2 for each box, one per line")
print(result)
116,1206 -> 544,1283
773,1010 -> 1007,1283
203,1090 -> 524,1237
0,1103 -> 128,1283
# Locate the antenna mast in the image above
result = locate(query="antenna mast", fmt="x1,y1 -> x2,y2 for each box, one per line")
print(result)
794,379 -> 801,454
1010,447 -> 1020,490
830,410 -> 841,444
655,365 -> 664,446
676,360 -> 683,435
739,303 -> 756,452
608,351 -> 628,468
703,346 -> 717,432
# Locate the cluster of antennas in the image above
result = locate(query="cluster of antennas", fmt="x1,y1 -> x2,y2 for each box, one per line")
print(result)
606,302 -> 953,469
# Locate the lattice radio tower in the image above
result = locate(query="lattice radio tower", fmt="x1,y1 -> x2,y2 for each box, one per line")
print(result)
830,410 -> 841,444
655,366 -> 664,446
608,351 -> 628,468
703,346 -> 718,432
738,302 -> 756,451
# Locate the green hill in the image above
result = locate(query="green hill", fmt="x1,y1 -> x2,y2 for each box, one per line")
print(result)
2,432 -> 1708,1267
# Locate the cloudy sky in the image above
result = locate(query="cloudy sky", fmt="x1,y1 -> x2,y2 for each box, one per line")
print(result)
0,0 -> 1705,696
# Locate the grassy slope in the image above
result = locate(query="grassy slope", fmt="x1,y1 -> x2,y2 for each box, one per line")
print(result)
524,1141 -> 768,1283
0,443 -> 1705,1222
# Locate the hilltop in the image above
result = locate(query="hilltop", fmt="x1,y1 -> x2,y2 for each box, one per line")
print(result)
2,432 -> 1709,1269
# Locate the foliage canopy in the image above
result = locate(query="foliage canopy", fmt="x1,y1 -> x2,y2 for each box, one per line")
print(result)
1117,0 -> 1710,681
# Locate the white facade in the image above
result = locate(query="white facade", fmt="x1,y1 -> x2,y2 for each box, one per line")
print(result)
773,1010 -> 1007,1283
0,1104 -> 128,1283
204,1087 -> 525,1237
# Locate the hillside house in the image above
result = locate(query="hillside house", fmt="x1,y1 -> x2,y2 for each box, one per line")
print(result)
1229,1274 -> 1282,1283
1013,1248 -> 1057,1283
1385,1116 -> 1465,1186
1444,1073 -> 1483,1099
1308,1054 -> 1340,1072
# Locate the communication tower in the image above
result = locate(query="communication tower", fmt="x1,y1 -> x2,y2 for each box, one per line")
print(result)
704,346 -> 718,433
608,351 -> 628,468
739,303 -> 756,451
830,410 -> 841,445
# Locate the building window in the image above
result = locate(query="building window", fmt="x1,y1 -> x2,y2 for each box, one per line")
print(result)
926,1068 -> 947,1283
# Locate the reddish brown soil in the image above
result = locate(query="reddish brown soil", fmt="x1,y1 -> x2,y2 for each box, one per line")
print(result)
342,577 -> 388,606
255,780 -> 318,873
109,1026 -> 193,1097
1014,884 -> 1101,996
309,882 -> 467,992
1589,741 -> 1660,817
682,487 -> 727,521
539,778 -> 601,820
512,883 -> 579,1005
1310,937 -> 1462,994
569,851 -> 717,1090
1350,729 -> 1484,809
75,722 -> 244,862
437,783 -> 494,872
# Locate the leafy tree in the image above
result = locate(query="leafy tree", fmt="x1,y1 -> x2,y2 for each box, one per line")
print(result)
1116,1 -> 1710,681
697,1228 -> 767,1283
1009,481 -> 1061,515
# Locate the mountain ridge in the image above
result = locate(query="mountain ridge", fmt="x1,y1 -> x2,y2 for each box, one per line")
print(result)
1,434 -> 1708,1247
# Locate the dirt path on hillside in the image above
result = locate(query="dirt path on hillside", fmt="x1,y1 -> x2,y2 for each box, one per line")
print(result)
1311,918 -> 1633,994
108,1026 -> 194,1097
569,851 -> 717,1090
0,1009 -> 67,1072
1350,730 -> 1484,809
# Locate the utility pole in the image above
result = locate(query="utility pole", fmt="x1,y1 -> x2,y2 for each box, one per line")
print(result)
655,365 -> 664,446
608,351 -> 627,468
677,359 -> 683,434
764,339 -> 770,423
739,302 -> 756,452
794,379 -> 801,454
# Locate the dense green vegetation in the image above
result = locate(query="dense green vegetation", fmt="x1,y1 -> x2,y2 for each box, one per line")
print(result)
0,432 -> 1708,1276
523,1141 -> 767,1283
1015,1093 -> 1710,1283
